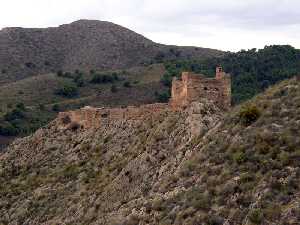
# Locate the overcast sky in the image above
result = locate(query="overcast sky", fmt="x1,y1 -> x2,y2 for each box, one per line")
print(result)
0,0 -> 299,51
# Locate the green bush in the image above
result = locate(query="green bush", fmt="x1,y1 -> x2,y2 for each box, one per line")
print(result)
155,91 -> 170,103
56,70 -> 63,76
123,81 -> 131,88
239,105 -> 261,126
232,151 -> 247,163
4,108 -> 25,121
90,73 -> 117,84
161,73 -> 173,87
16,103 -> 25,111
248,209 -> 263,224
74,74 -> 85,87
55,83 -> 79,98
52,104 -> 60,112
0,122 -> 17,136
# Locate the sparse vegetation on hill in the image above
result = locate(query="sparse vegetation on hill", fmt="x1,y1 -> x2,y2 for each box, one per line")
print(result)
0,77 -> 299,224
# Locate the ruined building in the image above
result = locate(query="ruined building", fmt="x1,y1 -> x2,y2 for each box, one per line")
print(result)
58,67 -> 231,129
170,66 -> 231,110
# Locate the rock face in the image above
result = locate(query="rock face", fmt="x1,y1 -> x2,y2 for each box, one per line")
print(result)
0,19 -> 223,83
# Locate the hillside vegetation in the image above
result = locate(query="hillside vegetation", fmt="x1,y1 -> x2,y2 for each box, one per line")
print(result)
0,77 -> 299,224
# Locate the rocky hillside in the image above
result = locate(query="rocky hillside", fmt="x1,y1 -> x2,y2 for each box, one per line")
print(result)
1,77 -> 300,225
0,20 -> 222,84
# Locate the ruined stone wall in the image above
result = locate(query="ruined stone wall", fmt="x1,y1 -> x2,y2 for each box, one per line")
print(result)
170,68 -> 231,110
58,67 -> 231,130
58,103 -> 169,129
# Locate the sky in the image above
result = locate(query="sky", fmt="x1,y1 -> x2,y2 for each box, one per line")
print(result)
0,0 -> 299,52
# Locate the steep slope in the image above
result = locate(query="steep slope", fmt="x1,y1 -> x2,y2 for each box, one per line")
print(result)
1,77 -> 300,225
0,20 -> 222,84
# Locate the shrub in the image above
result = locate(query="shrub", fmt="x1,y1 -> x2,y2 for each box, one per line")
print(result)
25,62 -> 35,68
4,108 -> 25,121
154,51 -> 166,62
0,122 -> 17,136
52,104 -> 60,112
44,61 -> 50,66
161,73 -> 173,87
155,91 -> 170,103
185,188 -> 211,211
112,72 -> 119,81
123,81 -> 131,88
16,103 -> 25,111
232,150 -> 246,164
239,104 -> 261,126
248,209 -> 263,224
74,74 -> 85,87
55,83 -> 79,98
90,74 -> 117,84
56,70 -> 63,76
263,204 -> 281,220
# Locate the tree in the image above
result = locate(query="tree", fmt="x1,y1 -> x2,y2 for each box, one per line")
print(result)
55,83 -> 79,98
52,104 -> 60,112
74,74 -> 85,87
123,81 -> 131,88
16,103 -> 25,111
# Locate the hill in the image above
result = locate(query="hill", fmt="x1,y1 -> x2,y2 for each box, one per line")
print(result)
0,64 -> 168,141
0,19 -> 223,84
0,77 -> 299,224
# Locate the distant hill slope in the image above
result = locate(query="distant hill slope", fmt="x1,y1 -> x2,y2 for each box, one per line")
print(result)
0,64 -> 168,139
0,19 -> 223,84
1,77 -> 299,224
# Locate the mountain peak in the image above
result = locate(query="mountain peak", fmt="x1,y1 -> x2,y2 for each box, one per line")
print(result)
0,20 -> 223,84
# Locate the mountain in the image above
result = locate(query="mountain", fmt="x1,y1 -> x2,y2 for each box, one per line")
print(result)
0,19 -> 223,84
1,77 -> 299,224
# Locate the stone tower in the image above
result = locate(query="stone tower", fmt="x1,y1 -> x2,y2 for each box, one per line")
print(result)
170,67 -> 231,110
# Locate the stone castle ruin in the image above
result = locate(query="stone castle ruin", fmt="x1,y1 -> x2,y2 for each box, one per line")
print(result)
58,67 -> 231,129
170,67 -> 231,110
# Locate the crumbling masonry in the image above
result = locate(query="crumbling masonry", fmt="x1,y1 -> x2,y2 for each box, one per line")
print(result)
58,67 -> 231,129
170,67 -> 231,110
